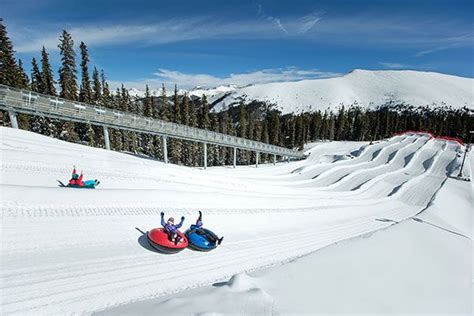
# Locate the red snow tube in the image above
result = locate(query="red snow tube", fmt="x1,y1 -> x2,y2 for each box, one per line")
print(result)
147,228 -> 188,254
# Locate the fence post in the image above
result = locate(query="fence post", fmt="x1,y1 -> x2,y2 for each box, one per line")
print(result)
103,126 -> 110,150
233,147 -> 237,168
203,142 -> 208,169
8,111 -> 18,129
163,136 -> 168,163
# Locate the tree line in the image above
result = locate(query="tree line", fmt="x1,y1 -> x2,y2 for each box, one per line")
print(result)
0,19 -> 472,167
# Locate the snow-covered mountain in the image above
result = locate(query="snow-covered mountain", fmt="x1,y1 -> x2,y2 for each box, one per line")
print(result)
212,70 -> 474,113
127,85 -> 238,99
126,70 -> 472,113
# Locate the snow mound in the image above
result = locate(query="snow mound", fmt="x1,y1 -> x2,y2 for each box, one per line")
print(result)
226,273 -> 260,292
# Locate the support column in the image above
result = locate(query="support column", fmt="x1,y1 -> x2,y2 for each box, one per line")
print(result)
256,151 -> 259,168
162,136 -> 168,163
287,156 -> 290,163
203,142 -> 208,169
233,147 -> 237,168
8,111 -> 18,129
273,154 -> 277,165
103,126 -> 111,150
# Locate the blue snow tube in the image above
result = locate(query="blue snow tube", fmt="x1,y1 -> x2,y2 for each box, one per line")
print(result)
185,228 -> 218,251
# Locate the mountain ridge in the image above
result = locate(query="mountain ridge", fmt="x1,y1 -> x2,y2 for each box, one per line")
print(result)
127,69 -> 473,113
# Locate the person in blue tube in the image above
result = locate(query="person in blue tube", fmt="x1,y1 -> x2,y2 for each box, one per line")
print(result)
189,211 -> 223,245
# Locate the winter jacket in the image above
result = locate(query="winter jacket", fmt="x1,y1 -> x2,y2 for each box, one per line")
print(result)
161,216 -> 184,234
69,169 -> 84,186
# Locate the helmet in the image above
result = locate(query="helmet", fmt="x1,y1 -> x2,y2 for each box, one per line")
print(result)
167,217 -> 174,223
72,174 -> 79,180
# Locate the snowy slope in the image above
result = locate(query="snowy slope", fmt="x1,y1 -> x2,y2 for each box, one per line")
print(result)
100,175 -> 471,315
0,127 -> 468,315
213,69 -> 474,113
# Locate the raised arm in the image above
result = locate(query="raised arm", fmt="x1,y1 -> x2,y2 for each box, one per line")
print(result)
176,216 -> 185,229
160,212 -> 166,227
196,210 -> 202,224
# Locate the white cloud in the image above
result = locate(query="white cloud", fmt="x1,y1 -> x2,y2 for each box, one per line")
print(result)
109,67 -> 342,90
255,2 -> 322,35
13,19 -> 272,53
379,62 -> 408,69
414,34 -> 474,57
13,13 -> 323,53
11,12 -> 471,55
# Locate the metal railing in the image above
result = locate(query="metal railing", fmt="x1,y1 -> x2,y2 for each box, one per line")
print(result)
0,84 -> 305,158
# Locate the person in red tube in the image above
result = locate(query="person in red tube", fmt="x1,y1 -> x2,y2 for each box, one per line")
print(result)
161,212 -> 185,245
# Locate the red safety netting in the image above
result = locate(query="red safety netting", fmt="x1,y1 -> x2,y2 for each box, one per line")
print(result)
394,130 -> 464,145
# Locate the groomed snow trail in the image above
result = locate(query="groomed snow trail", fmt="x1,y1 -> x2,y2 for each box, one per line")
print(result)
0,127 -> 464,315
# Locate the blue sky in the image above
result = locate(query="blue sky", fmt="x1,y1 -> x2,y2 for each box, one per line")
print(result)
2,0 -> 473,89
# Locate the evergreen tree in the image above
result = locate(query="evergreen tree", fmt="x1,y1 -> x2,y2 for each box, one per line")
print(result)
199,94 -> 210,129
119,85 -> 133,151
0,19 -> 20,87
336,106 -> 348,140
92,67 -> 102,103
238,100 -> 247,138
75,42 -> 96,143
328,112 -> 336,141
209,113 -> 220,166
16,59 -> 29,88
84,123 -> 95,146
119,84 -> 129,112
269,110 -> 280,145
189,98 -> 199,166
30,57 -> 48,135
78,42 -> 92,103
226,112 -> 236,165
143,85 -> 153,117
100,70 -> 111,108
140,85 -> 154,156
40,46 -> 56,96
181,94 -> 190,125
238,100 -> 249,163
172,84 -> 181,123
170,84 -> 182,163
295,115 -> 304,149
219,110 -> 230,165
261,121 -> 270,162
58,30 -> 78,100
180,94 -> 191,165
30,58 -> 42,92
159,83 -> 169,120
15,59 -> 31,129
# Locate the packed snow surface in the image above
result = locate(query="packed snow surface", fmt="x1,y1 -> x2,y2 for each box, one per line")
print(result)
101,175 -> 471,315
213,69 -> 474,113
0,126 -> 470,315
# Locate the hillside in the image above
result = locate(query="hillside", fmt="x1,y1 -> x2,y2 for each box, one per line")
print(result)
212,69 -> 473,113
1,127 -> 470,314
